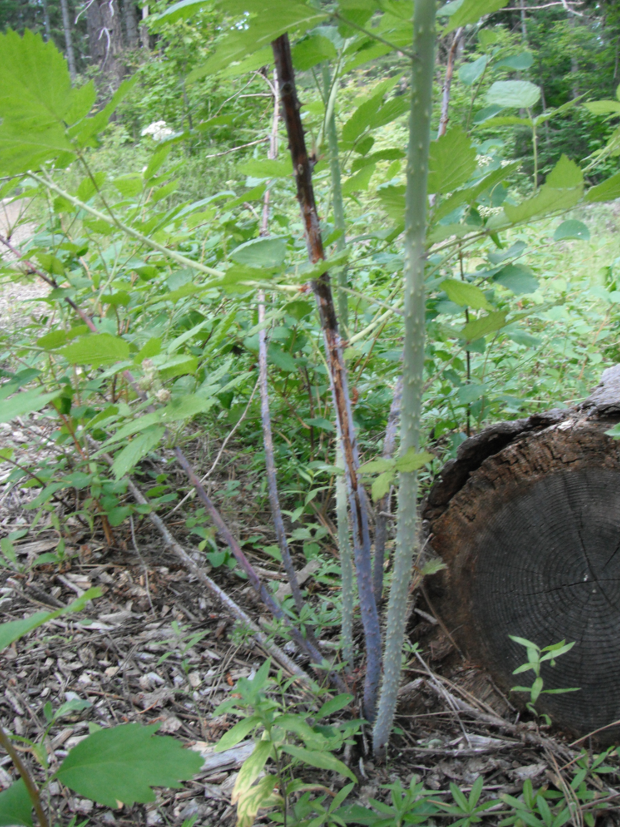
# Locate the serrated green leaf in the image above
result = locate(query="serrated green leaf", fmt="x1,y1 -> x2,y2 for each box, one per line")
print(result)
0,588 -> 102,652
441,279 -> 493,310
0,124 -> 73,174
268,346 -> 297,373
0,779 -> 32,827
585,171 -> 620,203
160,394 -> 214,422
280,745 -> 356,783
486,80 -> 541,109
292,33 -> 337,70
232,741 -> 272,805
445,0 -> 509,32
460,310 -> 507,342
0,388 -> 60,424
546,154 -> 583,188
428,126 -> 477,195
342,164 -> 375,196
55,723 -> 203,807
372,470 -> 394,502
359,458 -> 395,475
395,449 -> 434,473
504,184 -> 582,224
111,426 -> 165,480
554,219 -> 590,242
215,717 -> 259,752
60,334 -> 130,368
342,93 -> 384,146
377,184 -> 405,220
230,237 -> 287,268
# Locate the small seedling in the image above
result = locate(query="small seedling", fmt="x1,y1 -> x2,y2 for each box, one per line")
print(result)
509,636 -> 580,723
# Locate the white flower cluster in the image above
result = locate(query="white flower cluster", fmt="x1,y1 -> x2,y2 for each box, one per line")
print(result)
141,120 -> 174,141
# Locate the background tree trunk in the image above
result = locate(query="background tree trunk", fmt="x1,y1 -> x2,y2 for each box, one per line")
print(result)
423,366 -> 620,744
60,0 -> 77,81
122,0 -> 140,49
87,0 -> 125,84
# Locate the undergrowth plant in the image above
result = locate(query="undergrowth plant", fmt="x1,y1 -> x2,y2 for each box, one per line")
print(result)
509,636 -> 580,723
1,0 -> 620,822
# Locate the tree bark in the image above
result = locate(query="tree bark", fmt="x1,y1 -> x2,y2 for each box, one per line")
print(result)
423,366 -> 620,745
122,0 -> 140,48
87,0 -> 125,84
60,0 -> 77,81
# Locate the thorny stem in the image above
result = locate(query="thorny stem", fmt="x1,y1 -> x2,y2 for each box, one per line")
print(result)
257,71 -> 310,623
0,723 -> 49,827
372,0 -> 437,757
272,33 -> 382,720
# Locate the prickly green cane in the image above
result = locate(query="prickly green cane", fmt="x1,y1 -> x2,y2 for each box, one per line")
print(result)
372,0 -> 437,757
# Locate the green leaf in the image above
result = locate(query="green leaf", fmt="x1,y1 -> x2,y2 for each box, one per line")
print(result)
584,100 -> 620,116
0,124 -> 73,174
545,154 -> 583,188
496,51 -> 533,71
342,93 -> 384,146
554,219 -> 590,242
215,717 -> 259,752
493,264 -> 539,294
377,184 -> 405,220
232,741 -> 272,806
238,159 -> 293,179
460,311 -> 507,342
236,775 -> 280,827
160,395 -> 214,422
458,55 -> 488,86
60,334 -> 130,368
440,279 -> 493,310
504,184 -> 582,224
111,426 -> 165,480
280,745 -> 356,783
230,237 -> 287,268
315,694 -> 353,721
486,80 -> 541,109
55,723 -> 203,807
585,171 -> 620,203
0,779 -> 32,827
444,0 -> 509,32
292,33 -> 337,70
268,346 -> 297,373
427,126 -> 477,195
359,458 -> 395,475
198,3 -> 327,76
0,388 -> 60,424
342,164 -> 375,196
372,470 -> 394,502
0,589 -> 102,652
395,449 -> 434,473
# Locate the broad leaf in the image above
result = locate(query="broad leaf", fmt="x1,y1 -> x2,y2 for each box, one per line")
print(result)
372,470 -> 394,502
504,184 -> 582,224
315,694 -> 353,721
55,723 -> 203,807
496,52 -> 533,71
0,589 -> 102,651
0,779 -> 32,827
377,184 -> 405,220
342,164 -> 375,195
0,388 -> 60,424
554,219 -> 590,242
493,264 -> 539,294
545,154 -> 582,188
486,80 -> 541,109
458,55 -> 488,86
215,717 -> 259,752
584,100 -> 620,116
230,237 -> 287,268
0,124 -> 73,174
292,33 -> 337,70
60,334 -> 130,367
427,126 -> 477,195
441,279 -> 493,310
280,745 -> 356,783
445,0 -> 509,32
460,311 -> 507,342
111,426 -> 165,479
585,171 -> 620,203
342,93 -> 384,146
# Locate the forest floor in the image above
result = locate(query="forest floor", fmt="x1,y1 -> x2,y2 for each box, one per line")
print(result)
2,231 -> 620,826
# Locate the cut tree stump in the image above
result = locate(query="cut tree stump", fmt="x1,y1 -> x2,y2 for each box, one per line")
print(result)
423,366 -> 620,744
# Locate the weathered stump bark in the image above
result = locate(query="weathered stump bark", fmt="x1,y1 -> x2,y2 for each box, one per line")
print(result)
423,367 -> 620,744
